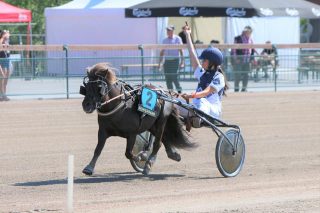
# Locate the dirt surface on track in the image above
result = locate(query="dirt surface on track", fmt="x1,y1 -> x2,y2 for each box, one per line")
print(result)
0,91 -> 319,212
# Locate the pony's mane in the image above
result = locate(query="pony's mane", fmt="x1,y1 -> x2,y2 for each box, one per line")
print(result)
88,63 -> 117,83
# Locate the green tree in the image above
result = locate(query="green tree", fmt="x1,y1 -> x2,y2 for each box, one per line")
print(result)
3,0 -> 71,44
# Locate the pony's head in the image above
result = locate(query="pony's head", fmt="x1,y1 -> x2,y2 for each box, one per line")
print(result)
80,63 -> 117,113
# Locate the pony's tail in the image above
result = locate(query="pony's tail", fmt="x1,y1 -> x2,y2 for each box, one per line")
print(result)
162,108 -> 197,150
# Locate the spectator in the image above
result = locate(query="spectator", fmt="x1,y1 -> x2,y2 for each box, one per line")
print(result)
231,26 -> 257,92
178,27 -> 187,44
159,25 -> 184,93
0,30 -> 11,101
210,39 -> 220,45
194,40 -> 203,44
259,41 -> 278,78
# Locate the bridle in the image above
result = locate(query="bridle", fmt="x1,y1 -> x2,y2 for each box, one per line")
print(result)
82,75 -> 119,109
80,73 -> 143,116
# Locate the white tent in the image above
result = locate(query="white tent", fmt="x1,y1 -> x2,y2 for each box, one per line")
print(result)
45,0 -> 167,45
45,0 -> 168,75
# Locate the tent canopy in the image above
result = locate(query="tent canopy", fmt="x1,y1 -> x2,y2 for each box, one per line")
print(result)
45,0 -> 166,75
45,0 -> 163,45
0,1 -> 32,45
0,1 -> 32,23
126,0 -> 320,18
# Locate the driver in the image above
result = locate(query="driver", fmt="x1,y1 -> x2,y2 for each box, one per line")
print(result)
180,24 -> 229,127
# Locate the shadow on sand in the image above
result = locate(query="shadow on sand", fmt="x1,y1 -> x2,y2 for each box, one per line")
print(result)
13,171 -> 186,187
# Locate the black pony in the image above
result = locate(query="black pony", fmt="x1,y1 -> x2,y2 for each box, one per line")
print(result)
80,63 -> 196,175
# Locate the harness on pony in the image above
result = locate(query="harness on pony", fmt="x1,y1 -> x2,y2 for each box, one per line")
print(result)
81,76 -> 178,131
95,80 -> 164,121
96,80 -> 139,117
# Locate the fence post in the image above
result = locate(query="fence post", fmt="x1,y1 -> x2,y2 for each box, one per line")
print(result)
273,67 -> 277,92
273,44 -> 278,92
63,45 -> 69,99
138,45 -> 144,85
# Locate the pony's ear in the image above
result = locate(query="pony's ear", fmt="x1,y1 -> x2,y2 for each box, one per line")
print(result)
86,67 -> 90,75
105,69 -> 116,83
104,69 -> 110,80
96,68 -> 108,79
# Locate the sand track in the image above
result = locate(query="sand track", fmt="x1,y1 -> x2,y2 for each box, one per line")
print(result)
0,91 -> 319,212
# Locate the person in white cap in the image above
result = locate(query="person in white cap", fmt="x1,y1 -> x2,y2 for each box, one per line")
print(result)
159,25 -> 184,93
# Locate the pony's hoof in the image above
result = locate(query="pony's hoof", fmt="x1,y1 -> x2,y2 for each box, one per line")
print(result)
132,155 -> 141,162
139,152 -> 148,161
143,164 -> 151,176
167,152 -> 181,162
82,165 -> 94,176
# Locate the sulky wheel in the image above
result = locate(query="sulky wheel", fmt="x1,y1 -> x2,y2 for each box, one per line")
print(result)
130,131 -> 154,173
215,129 -> 245,177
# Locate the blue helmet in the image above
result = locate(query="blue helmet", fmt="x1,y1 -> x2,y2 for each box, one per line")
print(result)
198,47 -> 223,65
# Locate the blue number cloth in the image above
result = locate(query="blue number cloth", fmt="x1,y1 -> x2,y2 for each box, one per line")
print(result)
141,88 -> 157,111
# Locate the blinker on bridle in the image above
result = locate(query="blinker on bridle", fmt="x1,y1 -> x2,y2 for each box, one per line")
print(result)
80,75 -> 108,97
80,74 -> 121,109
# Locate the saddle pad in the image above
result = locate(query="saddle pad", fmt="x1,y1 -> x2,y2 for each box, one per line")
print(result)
138,87 -> 159,117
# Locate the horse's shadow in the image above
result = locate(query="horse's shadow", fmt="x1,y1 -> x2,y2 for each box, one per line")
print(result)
13,171 -> 186,187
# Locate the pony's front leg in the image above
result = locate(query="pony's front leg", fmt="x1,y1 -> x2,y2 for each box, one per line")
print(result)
83,128 -> 108,176
125,135 -> 138,160
143,127 -> 165,175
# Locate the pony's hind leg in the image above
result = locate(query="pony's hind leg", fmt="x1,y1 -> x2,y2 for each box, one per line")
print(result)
83,128 -> 108,176
163,143 -> 181,162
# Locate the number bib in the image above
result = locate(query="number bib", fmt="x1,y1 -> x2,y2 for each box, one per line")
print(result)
138,87 -> 158,117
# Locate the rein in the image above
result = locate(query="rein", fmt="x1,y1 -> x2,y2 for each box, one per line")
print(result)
99,87 -> 141,107
97,85 -> 168,117
84,72 -> 171,117
97,83 -> 142,117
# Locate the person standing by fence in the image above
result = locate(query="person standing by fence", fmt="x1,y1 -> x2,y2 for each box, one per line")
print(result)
0,30 -> 11,101
231,26 -> 256,92
159,25 -> 184,93
259,41 -> 278,79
